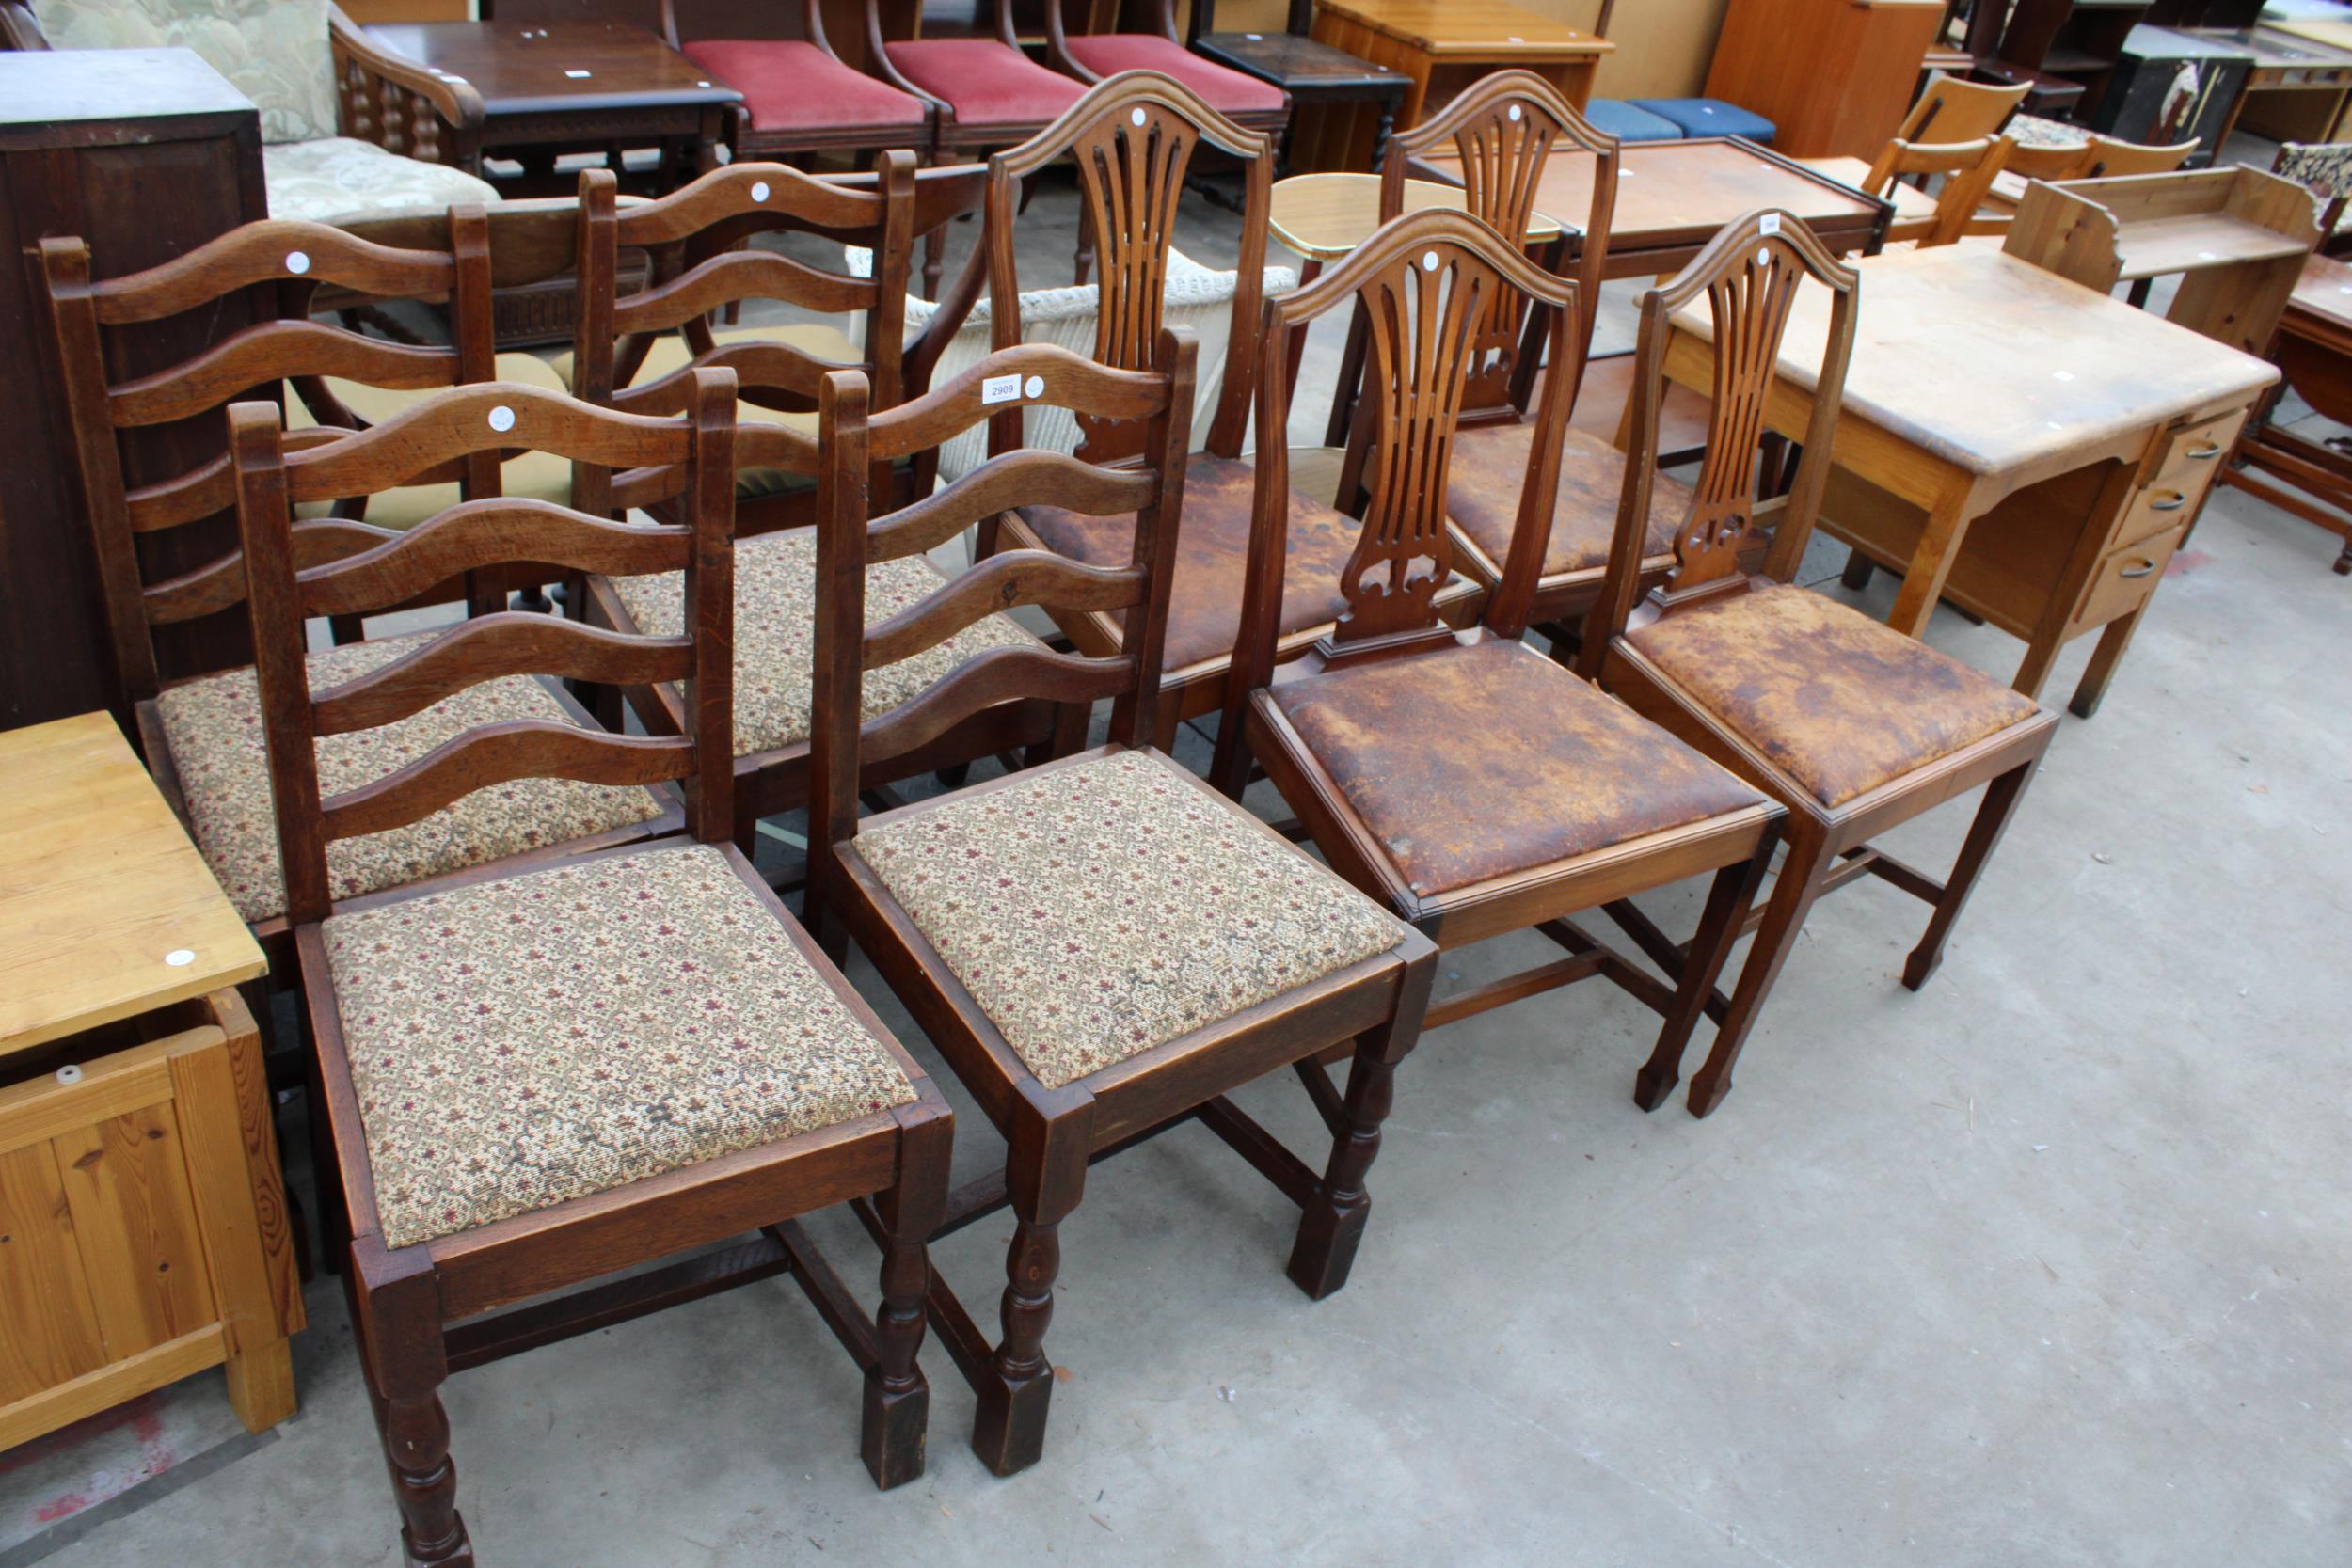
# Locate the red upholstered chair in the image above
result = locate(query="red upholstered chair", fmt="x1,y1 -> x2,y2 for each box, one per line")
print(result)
863,0 -> 1089,293
1044,0 -> 1289,142
657,0 -> 932,164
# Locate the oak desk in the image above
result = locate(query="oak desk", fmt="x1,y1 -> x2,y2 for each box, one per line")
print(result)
0,713 -> 295,1451
1309,0 -> 1611,168
1663,245 -> 2278,715
1414,137 -> 1891,278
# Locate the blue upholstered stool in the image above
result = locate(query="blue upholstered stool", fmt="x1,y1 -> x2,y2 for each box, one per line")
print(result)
1628,97 -> 1777,145
1579,98 -> 1682,144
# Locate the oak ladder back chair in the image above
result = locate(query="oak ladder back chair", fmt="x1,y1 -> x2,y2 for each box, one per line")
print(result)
231,374 -> 955,1563
803,337 -> 1437,1479
1579,210 -> 2058,1116
658,0 -> 935,166
862,0 -> 1090,295
40,216 -> 639,950
567,155 -> 919,534
1861,134 -> 2018,247
987,71 -> 1474,750
572,157 -> 1061,858
1369,71 -> 1688,643
1210,208 -> 1783,1113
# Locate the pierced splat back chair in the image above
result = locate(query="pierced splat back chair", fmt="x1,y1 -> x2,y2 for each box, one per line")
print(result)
1212,208 -> 1786,1113
572,157 -> 1058,856
1366,71 -> 1684,644
40,217 -> 660,956
989,71 -> 1476,749
232,373 -> 956,1562
1579,210 -> 2058,1116
803,336 -> 1437,1479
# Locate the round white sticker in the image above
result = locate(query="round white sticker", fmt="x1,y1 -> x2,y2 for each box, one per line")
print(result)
1024,375 -> 1044,398
1132,108 -> 1147,126
1422,250 -> 1439,272
750,181 -> 771,202
165,948 -> 194,967
1508,104 -> 1522,122
285,250 -> 310,275
488,404 -> 516,433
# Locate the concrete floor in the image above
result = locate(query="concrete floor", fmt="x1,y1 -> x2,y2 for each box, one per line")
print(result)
8,165 -> 2352,1568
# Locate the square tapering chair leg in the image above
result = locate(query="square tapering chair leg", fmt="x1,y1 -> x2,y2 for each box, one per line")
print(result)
1902,761 -> 2038,992
1634,837 -> 1779,1113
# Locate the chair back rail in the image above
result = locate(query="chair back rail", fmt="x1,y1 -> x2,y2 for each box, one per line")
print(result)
977,71 -> 1272,463
1897,71 -> 2030,145
809,334 -> 1198,858
572,155 -> 915,515
1384,69 -> 1617,399
41,211 -> 501,701
1867,135 -> 2016,247
232,372 -> 739,927
1579,210 -> 1860,679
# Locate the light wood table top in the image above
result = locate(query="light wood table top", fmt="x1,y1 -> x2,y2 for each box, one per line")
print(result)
0,713 -> 263,1057
2265,15 -> 2352,52
1669,245 -> 2279,481
2110,212 -> 2317,278
1311,0 -> 1611,55
1267,171 -> 1563,261
1416,138 -> 1884,261
2288,249 -> 2352,329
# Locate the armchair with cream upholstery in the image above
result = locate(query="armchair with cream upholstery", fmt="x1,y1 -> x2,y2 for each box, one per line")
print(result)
3,0 -> 499,225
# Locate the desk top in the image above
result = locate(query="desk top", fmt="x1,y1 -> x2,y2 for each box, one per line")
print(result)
368,20 -> 741,115
2260,16 -> 2352,53
1671,245 -> 2279,479
1311,0 -> 1612,55
1268,172 -> 1563,261
1417,139 -> 1883,251
0,714 -> 264,1057
2288,249 -> 2352,328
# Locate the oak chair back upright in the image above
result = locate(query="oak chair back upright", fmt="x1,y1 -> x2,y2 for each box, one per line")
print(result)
1861,133 -> 2018,247
806,334 -> 1439,1481
1211,207 -> 1785,1117
1894,70 -> 2030,144
1581,211 -> 2058,1116
232,372 -> 957,1560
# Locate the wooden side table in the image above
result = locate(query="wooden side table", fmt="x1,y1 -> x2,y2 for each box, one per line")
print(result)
0,713 -> 295,1451
366,19 -> 742,195
1191,0 -> 1411,175
1308,0 -> 1611,169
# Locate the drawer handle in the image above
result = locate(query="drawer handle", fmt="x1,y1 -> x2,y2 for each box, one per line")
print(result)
2148,490 -> 2188,512
2119,558 -> 2157,579
2184,441 -> 2223,461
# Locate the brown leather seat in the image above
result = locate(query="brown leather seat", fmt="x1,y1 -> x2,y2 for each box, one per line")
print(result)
1445,422 -> 1683,585
1019,452 -> 1397,673
1269,638 -> 1764,897
1626,584 -> 2046,808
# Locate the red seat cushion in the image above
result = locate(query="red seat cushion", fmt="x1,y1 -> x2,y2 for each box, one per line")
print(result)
1063,36 -> 1287,114
681,40 -> 929,133
885,39 -> 1087,128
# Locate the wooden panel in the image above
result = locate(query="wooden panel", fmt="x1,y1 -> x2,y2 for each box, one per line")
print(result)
55,1106 -> 218,1361
0,1327 -> 228,1454
0,1144 -> 105,1403
1704,0 -> 1947,156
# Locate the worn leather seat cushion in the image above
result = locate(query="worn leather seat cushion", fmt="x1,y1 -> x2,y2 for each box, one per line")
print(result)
1272,638 -> 1764,898
326,842 -> 915,1248
855,750 -> 1406,1089
1627,583 -> 2045,807
1445,422 -> 1682,582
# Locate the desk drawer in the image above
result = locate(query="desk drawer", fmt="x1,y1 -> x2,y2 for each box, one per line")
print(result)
2115,479 -> 2203,548
2149,412 -> 2238,491
2078,525 -> 2187,628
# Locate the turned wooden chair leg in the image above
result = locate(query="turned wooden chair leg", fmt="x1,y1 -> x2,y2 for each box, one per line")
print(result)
1633,835 -> 1777,1113
863,1112 -> 948,1490
973,1099 -> 1089,1478
356,1244 -> 470,1567
1687,822 -> 1834,1118
1903,757 -> 2039,990
1288,950 -> 1434,1300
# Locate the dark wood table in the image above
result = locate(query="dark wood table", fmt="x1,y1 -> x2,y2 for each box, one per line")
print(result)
1193,28 -> 1409,174
367,19 -> 740,195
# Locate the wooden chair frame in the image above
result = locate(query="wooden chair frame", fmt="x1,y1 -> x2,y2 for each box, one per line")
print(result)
1210,208 -> 1782,1109
232,374 -> 955,1560
40,214 -> 569,956
1893,69 -> 2030,145
803,337 -> 1438,1479
1867,133 -> 2017,246
572,156 -> 1059,860
1579,211 -> 2059,1115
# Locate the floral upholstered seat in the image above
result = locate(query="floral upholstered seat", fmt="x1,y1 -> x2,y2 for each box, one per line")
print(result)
1626,584 -> 2045,808
154,632 -> 667,924
30,0 -> 496,226
2276,141 -> 2352,232
853,749 -> 1408,1089
609,528 -> 1041,759
323,842 -> 917,1247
